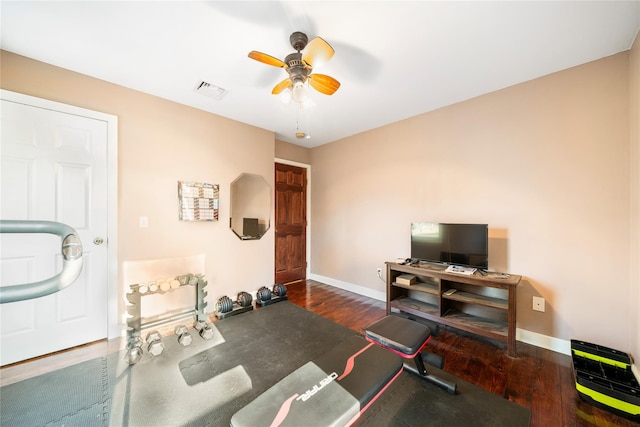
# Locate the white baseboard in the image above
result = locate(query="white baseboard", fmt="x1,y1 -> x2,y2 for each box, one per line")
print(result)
516,328 -> 571,355
309,274 -> 572,355
308,273 -> 387,302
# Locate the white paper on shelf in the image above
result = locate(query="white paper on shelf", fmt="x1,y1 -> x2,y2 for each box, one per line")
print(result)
445,265 -> 477,275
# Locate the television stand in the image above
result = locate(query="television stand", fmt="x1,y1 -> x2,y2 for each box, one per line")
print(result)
386,261 -> 521,357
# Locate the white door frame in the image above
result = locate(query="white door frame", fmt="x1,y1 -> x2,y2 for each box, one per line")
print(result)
1,89 -> 120,339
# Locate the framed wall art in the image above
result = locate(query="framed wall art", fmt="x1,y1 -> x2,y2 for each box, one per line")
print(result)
178,181 -> 219,222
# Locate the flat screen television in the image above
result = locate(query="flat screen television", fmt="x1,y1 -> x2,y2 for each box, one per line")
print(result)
243,217 -> 259,238
410,222 -> 488,269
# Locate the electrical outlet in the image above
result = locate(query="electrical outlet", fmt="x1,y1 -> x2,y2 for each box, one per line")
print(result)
532,296 -> 545,312
377,268 -> 382,275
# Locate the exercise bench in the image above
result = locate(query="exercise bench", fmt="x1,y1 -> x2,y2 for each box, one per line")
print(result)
365,315 -> 457,394
231,335 -> 403,427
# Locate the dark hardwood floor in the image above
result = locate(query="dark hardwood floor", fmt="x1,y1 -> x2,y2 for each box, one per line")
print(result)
1,279 -> 636,426
285,280 -> 636,427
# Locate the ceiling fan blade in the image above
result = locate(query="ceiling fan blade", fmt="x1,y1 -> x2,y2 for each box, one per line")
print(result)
308,74 -> 340,95
248,51 -> 287,68
302,37 -> 334,68
272,78 -> 292,95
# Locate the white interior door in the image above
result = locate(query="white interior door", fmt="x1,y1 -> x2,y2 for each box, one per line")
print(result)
0,97 -> 109,365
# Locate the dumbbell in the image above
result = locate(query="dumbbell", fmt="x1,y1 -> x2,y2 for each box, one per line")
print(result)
216,295 -> 234,314
146,330 -> 165,356
126,336 -> 144,365
257,284 -> 287,302
178,274 -> 199,286
237,291 -> 253,307
256,286 -> 272,302
217,292 -> 253,313
174,324 -> 192,346
157,278 -> 171,292
148,281 -> 158,292
194,320 -> 214,340
273,283 -> 287,297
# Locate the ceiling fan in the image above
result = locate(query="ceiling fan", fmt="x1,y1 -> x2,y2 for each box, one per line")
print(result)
248,31 -> 340,102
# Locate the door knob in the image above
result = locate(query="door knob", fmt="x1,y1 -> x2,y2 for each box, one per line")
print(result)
93,237 -> 105,245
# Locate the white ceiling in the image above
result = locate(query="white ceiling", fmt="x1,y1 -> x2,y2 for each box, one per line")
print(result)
1,1 -> 639,147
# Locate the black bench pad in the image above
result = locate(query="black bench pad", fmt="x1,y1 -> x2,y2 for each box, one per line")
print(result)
231,335 -> 402,427
365,315 -> 432,356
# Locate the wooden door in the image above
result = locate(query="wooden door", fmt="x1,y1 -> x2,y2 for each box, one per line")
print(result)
274,163 -> 307,284
1,97 -> 109,365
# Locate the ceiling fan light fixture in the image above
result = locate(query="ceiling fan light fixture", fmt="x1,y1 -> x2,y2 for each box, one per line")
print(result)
291,79 -> 309,103
278,89 -> 292,104
249,31 -> 340,107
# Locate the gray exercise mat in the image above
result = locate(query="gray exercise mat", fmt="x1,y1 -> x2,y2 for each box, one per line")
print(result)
0,302 -> 530,426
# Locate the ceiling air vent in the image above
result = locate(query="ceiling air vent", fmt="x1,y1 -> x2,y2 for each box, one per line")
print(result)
194,81 -> 228,100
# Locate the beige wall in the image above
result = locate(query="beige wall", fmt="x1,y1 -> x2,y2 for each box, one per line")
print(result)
630,32 -> 640,359
3,34 -> 638,355
1,51 -> 276,323
311,51 -> 634,351
275,139 -> 312,165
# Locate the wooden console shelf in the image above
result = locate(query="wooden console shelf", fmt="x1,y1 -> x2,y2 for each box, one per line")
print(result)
386,261 -> 521,357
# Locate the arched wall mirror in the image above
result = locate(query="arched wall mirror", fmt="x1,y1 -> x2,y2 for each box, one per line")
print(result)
230,173 -> 271,240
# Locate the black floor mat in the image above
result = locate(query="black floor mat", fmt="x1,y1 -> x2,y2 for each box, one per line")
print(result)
0,302 -> 530,426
